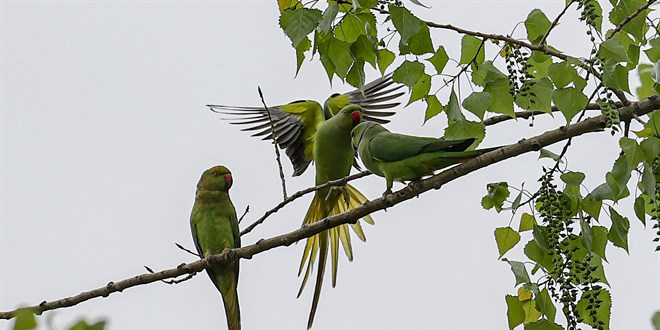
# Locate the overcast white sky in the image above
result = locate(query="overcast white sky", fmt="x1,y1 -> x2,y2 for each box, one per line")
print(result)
1,1 -> 658,329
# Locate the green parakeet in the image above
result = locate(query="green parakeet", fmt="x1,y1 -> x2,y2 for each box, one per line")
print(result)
351,121 -> 501,193
190,165 -> 241,330
207,74 -> 404,176
299,104 -> 373,329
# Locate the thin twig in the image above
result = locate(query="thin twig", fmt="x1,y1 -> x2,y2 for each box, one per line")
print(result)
240,170 -> 372,236
2,96 -> 656,320
609,0 -> 656,38
175,243 -> 199,257
238,205 -> 250,224
143,266 -> 197,285
539,0 -> 576,45
482,102 -> 620,126
258,86 -> 288,199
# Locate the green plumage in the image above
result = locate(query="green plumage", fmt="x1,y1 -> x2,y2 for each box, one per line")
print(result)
352,121 -> 500,193
190,165 -> 241,330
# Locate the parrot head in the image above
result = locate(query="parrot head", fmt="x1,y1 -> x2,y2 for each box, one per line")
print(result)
198,165 -> 233,192
323,93 -> 350,119
351,121 -> 380,150
331,104 -> 364,131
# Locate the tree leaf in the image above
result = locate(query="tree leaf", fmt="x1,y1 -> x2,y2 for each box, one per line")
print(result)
552,87 -> 589,123
534,288 -> 556,321
472,61 -> 507,86
399,23 -> 434,55
295,37 -> 311,75
580,218 -> 593,252
519,213 -> 535,232
538,148 -> 562,162
548,61 -> 578,89
12,309 -> 37,330
524,9 -> 551,44
495,227 -> 520,258
523,319 -> 563,330
601,58 -> 630,92
317,5 -> 339,34
424,94 -> 443,123
279,8 -> 323,47
598,38 -> 630,63
592,225 -> 608,261
462,91 -> 492,120
644,38 -> 660,62
634,195 -> 647,225
376,48 -> 395,75
619,137 -> 646,168
636,63 -> 655,99
484,78 -> 515,117
426,46 -> 449,74
524,240 -> 553,271
351,35 -> 377,68
482,182 -> 510,212
346,59 -> 365,90
408,73 -> 431,105
327,37 -> 354,78
577,289 -> 611,330
459,35 -> 485,65
392,60 -> 425,87
605,155 -> 631,201
582,193 -> 602,220
608,207 -> 630,253
505,259 -> 531,286
609,0 -> 647,42
445,89 -> 463,122
515,78 -> 553,112
506,294 -> 526,329
444,120 -> 485,144
388,4 -> 423,43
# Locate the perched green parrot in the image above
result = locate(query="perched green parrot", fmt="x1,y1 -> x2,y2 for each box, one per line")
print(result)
299,104 -> 373,329
351,121 -> 501,194
207,74 -> 404,176
190,165 -> 241,330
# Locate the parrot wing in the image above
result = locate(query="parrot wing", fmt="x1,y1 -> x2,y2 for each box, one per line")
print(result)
369,132 -> 476,162
208,100 -> 324,176
326,73 -> 405,123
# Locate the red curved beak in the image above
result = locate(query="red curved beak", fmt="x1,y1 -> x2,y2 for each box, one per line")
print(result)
224,174 -> 233,189
351,111 -> 362,125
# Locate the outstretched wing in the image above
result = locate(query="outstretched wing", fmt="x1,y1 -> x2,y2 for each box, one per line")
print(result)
208,100 -> 324,176
325,73 -> 405,123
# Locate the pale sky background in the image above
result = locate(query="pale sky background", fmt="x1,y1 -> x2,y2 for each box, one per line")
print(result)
1,1 -> 658,330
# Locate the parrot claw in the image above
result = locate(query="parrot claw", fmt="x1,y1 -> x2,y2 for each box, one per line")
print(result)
381,189 -> 392,197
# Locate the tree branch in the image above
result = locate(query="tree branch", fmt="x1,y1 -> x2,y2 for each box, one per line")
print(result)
2,96 -> 657,320
539,0 -> 576,45
482,102 -> 622,126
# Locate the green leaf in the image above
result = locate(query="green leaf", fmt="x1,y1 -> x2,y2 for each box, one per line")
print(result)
605,155 -> 631,201
534,288 -> 556,321
601,58 -> 630,92
526,51 -> 552,78
587,182 -> 614,202
444,120 -> 485,144
472,61 -> 507,86
640,137 -> 660,162
577,289 -> 611,330
400,23 -> 434,55
279,8 -> 323,47
376,48 -> 395,75
504,259 -> 531,286
592,225 -> 609,261
408,73 -> 431,105
642,164 -> 656,202
484,78 -> 515,117
580,218 -> 593,252
356,0 -> 378,9
523,319 -> 563,330
327,37 -> 354,78
70,320 -> 107,330
598,38 -> 630,63
635,110 -> 660,138
524,9 -> 551,44
506,295 -> 526,329
524,240 -> 553,271
335,13 -> 376,42
318,5 -> 339,34
424,95 -> 443,123
636,63 -> 656,99
388,4 -> 423,43
445,89 -> 463,122
608,207 -> 630,253
634,195 -> 647,225
12,309 -> 37,330
561,171 -> 586,186
482,182 -> 510,212
351,35 -> 377,68
346,59 -> 365,90
462,91 -> 491,120
582,193 -> 602,220
459,35 -> 485,65
392,60 -> 424,87
644,38 -> 660,62
619,137 -> 645,168
319,53 -> 336,81
609,0 -> 648,42
495,227 -> 520,258
426,46 -> 449,74
552,87 -> 589,123
519,213 -> 535,232
538,148 -> 562,162
295,37 -> 311,75
548,61 -> 577,89
515,78 -> 553,112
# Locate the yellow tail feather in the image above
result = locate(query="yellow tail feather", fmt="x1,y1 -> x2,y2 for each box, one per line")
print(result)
297,183 -> 373,329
